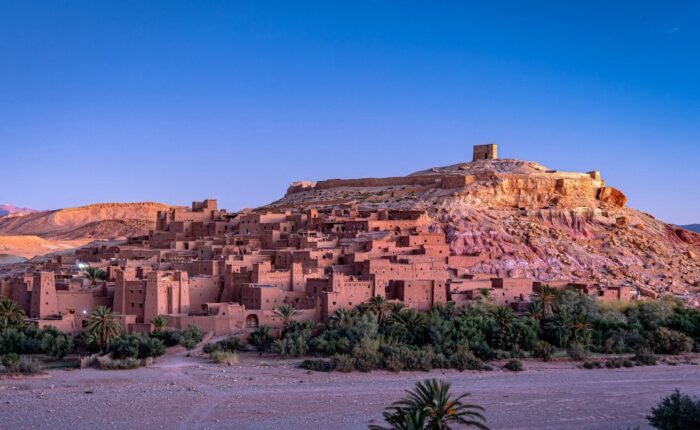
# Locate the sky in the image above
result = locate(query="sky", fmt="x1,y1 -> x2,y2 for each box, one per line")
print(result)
0,1 -> 698,224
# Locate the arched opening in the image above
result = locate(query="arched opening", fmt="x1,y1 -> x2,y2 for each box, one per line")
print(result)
245,314 -> 259,328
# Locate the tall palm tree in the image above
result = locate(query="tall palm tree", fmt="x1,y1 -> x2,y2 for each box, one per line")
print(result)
330,308 -> 353,327
526,300 -> 544,320
387,302 -> 406,316
532,285 -> 558,317
151,315 -> 168,333
85,306 -> 121,352
83,266 -> 107,285
370,379 -> 489,430
389,308 -> 426,332
273,304 -> 299,337
568,313 -> 591,345
367,295 -> 389,325
0,298 -> 25,329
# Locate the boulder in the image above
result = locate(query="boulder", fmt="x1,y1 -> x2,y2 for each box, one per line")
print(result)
597,187 -> 627,208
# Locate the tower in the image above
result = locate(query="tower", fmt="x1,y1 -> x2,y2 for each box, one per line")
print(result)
472,144 -> 498,161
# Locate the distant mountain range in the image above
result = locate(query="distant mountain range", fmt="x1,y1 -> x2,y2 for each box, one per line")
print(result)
680,224 -> 700,233
0,204 -> 38,217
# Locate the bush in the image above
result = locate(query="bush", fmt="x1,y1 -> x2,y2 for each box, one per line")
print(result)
110,334 -> 165,359
583,361 -> 602,369
274,330 -> 310,357
351,339 -> 382,372
503,358 -> 523,372
381,345 -> 436,372
533,340 -> 554,361
151,330 -> 182,347
333,354 -> 355,372
449,345 -> 484,371
39,326 -> 74,359
210,350 -> 238,366
0,354 -> 40,374
98,357 -> 140,370
300,359 -> 334,372
605,358 -> 624,368
648,328 -> 694,355
203,336 -> 241,354
634,348 -> 658,366
622,359 -> 635,368
567,342 -> 589,361
179,325 -> 203,355
250,326 -> 274,355
647,390 -> 700,430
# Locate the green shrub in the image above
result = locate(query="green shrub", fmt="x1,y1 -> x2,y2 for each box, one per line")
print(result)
605,358 -> 624,368
299,359 -> 334,372
110,334 -> 165,359
0,354 -> 40,374
533,340 -> 554,361
210,350 -> 238,366
583,361 -> 602,369
250,325 -> 275,355
622,359 -> 635,368
567,342 -> 589,361
647,390 -> 700,430
648,328 -> 694,355
333,354 -> 355,372
634,348 -> 657,366
351,339 -> 382,372
449,345 -> 484,371
150,330 -> 182,347
274,330 -> 310,357
504,358 -> 523,372
98,357 -> 140,370
203,336 -> 241,354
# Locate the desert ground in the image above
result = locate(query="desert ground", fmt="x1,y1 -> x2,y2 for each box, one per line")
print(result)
1,351 -> 699,430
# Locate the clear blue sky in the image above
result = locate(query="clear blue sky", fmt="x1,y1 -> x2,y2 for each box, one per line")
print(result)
1,1 -> 698,224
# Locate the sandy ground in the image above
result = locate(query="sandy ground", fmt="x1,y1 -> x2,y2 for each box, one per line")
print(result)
1,352 -> 699,430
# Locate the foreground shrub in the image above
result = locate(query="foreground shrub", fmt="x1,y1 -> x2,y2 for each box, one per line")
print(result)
567,342 -> 589,361
503,359 -> 523,372
648,328 -> 694,355
0,354 -> 40,374
210,350 -> 238,366
449,345 -> 484,371
533,340 -> 553,361
605,358 -> 624,369
381,345 -> 436,372
249,325 -> 275,355
634,348 -> 658,366
299,358 -> 334,372
98,357 -> 140,370
110,334 -> 165,360
333,354 -> 355,372
203,336 -> 241,354
647,390 -> 700,430
351,339 -> 382,372
583,361 -> 602,369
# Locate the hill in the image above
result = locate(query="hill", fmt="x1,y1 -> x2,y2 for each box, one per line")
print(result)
0,204 -> 37,217
268,157 -> 700,293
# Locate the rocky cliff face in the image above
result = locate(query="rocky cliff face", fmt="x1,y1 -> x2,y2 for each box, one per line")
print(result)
268,159 -> 700,295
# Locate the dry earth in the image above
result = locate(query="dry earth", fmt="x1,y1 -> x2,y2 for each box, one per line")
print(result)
2,352 -> 699,430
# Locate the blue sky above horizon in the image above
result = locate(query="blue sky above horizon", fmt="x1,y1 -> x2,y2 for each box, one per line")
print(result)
1,1 -> 698,224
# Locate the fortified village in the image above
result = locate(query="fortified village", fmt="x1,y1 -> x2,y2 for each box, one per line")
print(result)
0,145 -> 684,336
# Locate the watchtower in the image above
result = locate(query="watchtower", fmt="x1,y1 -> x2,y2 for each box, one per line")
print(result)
472,144 -> 498,161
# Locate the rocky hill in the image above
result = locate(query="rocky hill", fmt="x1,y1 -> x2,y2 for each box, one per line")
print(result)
681,224 -> 700,234
269,158 -> 700,295
0,204 -> 37,217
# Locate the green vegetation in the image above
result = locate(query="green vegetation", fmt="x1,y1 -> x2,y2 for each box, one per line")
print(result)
178,324 -> 203,355
203,335 -> 241,354
210,350 -> 238,366
109,333 -> 165,359
0,353 -> 40,375
647,390 -> 700,430
369,379 -> 489,430
82,266 -> 107,285
503,359 -> 523,372
84,306 -> 121,352
249,325 -> 274,355
151,315 -> 168,333
0,298 -> 25,329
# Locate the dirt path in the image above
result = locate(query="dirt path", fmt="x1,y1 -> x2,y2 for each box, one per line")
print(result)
1,355 -> 698,430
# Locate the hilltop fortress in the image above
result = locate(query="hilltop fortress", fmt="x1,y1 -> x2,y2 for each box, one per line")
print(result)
1,145 -> 698,335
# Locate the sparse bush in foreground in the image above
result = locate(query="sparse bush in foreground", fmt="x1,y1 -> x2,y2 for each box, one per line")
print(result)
0,354 -> 40,374
300,358 -> 334,372
333,354 -> 355,372
503,359 -> 523,372
203,336 -> 241,354
647,390 -> 700,430
533,340 -> 553,361
210,350 -> 238,366
634,348 -> 658,366
97,357 -> 140,370
567,342 -> 589,361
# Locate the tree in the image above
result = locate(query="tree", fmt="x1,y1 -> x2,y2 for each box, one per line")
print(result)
0,298 -> 25,329
367,295 -> 389,325
647,390 -> 700,430
83,266 -> 107,285
389,308 -> 426,332
330,308 -> 354,328
568,314 -> 591,346
526,300 -> 544,320
178,325 -> 203,356
273,304 -> 300,337
151,315 -> 168,333
370,379 -> 489,430
250,325 -> 274,355
85,306 -> 121,352
532,285 -> 557,317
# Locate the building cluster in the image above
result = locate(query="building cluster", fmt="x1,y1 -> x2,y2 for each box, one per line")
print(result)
0,195 -> 635,335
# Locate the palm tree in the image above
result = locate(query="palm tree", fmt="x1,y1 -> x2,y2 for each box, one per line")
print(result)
0,298 -> 25,329
568,313 -> 591,345
273,304 -> 299,337
367,295 -> 389,325
491,306 -> 514,327
531,285 -> 557,317
387,302 -> 406,316
85,306 -> 121,352
389,308 -> 426,332
330,308 -> 353,327
370,379 -> 489,430
526,300 -> 544,320
83,266 -> 107,285
151,315 -> 168,333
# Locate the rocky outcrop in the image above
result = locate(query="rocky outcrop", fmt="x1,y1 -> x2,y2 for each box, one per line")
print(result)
268,158 -> 700,294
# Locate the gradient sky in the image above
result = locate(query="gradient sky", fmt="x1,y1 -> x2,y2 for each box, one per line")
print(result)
1,2 -> 698,224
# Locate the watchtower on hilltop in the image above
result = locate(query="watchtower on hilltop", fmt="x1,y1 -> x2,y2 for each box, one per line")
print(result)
472,144 -> 498,161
